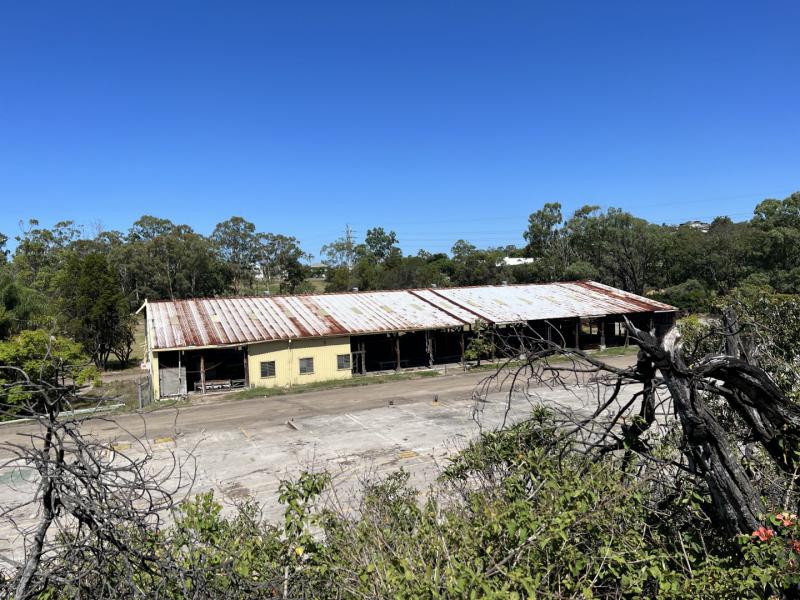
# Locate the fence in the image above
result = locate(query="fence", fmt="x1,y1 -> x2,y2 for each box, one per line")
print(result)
136,375 -> 153,410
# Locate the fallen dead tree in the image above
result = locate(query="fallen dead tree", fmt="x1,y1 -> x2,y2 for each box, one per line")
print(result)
475,315 -> 800,538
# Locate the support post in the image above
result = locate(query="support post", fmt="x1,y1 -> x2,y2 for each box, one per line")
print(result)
574,320 -> 580,350
425,331 -> 434,368
395,333 -> 401,372
360,342 -> 366,374
200,353 -> 206,394
243,347 -> 249,387
460,329 -> 466,371
600,318 -> 606,350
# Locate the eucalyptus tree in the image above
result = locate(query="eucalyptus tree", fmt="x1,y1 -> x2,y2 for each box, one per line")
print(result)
211,216 -> 258,293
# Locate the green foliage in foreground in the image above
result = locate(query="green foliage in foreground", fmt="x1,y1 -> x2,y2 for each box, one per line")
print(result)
32,411 -> 798,599
0,329 -> 98,410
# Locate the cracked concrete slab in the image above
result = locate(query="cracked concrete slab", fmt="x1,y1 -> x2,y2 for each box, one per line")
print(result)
0,356 -> 637,559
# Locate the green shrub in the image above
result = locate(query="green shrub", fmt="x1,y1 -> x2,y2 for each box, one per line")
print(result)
654,278 -> 713,312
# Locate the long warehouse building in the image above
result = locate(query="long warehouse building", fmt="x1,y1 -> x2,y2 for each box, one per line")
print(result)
140,280 -> 676,399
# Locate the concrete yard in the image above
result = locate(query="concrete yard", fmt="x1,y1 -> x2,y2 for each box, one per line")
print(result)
0,356 -> 636,557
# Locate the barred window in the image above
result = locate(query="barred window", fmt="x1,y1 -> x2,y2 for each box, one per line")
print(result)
299,357 -> 314,374
260,361 -> 276,378
337,354 -> 351,370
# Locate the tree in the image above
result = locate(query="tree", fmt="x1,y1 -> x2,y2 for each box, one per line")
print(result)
450,240 -> 508,286
127,215 -> 176,241
749,193 -> 800,292
479,301 -> 800,540
256,233 -> 311,294
363,227 -> 400,264
212,216 -> 258,293
321,227 -> 356,269
753,191 -> 800,230
521,202 -> 579,280
0,272 -> 45,339
57,253 -> 133,369
0,360 -> 191,598
568,208 -> 665,294
0,329 -> 97,409
653,278 -> 713,312
321,227 -> 358,291
120,217 -> 230,303
12,220 -> 83,293
463,320 -> 494,366
523,202 -> 563,258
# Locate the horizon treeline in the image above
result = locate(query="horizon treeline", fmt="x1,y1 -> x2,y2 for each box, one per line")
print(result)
0,191 -> 798,367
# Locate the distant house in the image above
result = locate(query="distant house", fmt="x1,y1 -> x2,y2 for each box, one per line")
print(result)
682,221 -> 711,233
497,257 -> 537,267
139,281 -> 676,399
307,262 -> 328,278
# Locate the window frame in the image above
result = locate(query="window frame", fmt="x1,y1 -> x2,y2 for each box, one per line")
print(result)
298,357 -> 315,375
260,360 -> 276,379
336,353 -> 351,371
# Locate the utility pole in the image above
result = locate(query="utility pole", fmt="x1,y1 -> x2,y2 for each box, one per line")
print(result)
345,224 -> 354,270
345,224 -> 355,289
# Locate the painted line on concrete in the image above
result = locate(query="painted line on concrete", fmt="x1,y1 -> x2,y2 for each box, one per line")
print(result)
0,403 -> 126,426
343,413 -> 395,445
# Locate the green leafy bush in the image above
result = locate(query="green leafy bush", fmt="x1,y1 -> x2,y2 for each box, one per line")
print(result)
30,410 -> 800,599
654,278 -> 713,312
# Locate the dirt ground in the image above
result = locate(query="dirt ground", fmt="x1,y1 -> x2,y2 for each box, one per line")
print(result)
0,355 -> 637,557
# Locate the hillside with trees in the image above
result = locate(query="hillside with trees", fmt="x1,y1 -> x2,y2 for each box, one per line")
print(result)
0,192 -> 798,382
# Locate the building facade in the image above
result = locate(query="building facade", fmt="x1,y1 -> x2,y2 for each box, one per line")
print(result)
140,281 -> 676,399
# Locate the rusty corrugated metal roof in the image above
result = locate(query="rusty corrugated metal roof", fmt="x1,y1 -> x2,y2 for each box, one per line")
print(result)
425,281 -> 675,325
145,281 -> 675,351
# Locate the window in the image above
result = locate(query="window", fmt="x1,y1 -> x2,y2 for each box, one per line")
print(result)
337,353 -> 351,371
260,361 -> 276,378
299,357 -> 314,375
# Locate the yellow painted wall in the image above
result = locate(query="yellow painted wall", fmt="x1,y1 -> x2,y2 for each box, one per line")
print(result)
144,307 -> 161,399
247,336 -> 352,388
151,353 -> 160,399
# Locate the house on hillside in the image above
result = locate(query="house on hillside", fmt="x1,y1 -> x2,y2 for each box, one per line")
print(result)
138,281 -> 676,399
497,257 -> 537,267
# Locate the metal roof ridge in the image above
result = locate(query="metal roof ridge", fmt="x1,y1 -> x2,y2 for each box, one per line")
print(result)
422,288 -> 492,323
141,280 -> 612,305
405,290 -> 472,326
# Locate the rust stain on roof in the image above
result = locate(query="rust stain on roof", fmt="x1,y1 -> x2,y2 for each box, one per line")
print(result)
145,281 -> 676,351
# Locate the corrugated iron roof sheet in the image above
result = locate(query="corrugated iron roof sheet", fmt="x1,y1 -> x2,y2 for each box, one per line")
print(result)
145,281 -> 676,351
425,281 -> 675,325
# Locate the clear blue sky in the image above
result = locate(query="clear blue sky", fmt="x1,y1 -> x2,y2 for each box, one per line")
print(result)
1,1 -> 798,256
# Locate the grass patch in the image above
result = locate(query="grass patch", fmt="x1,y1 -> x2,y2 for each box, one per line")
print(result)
466,360 -> 524,372
130,315 -> 146,363
465,344 -> 638,373
305,278 -> 327,292
104,315 -> 146,371
227,369 -> 441,401
82,379 -> 141,411
588,345 -> 639,358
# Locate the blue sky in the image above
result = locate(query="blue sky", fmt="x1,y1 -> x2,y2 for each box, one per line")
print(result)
1,1 -> 798,256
